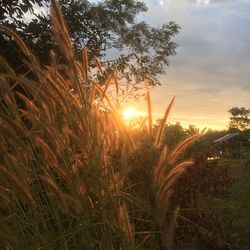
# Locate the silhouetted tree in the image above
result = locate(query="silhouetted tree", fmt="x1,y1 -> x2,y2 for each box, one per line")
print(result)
0,0 -> 180,87
160,122 -> 187,150
228,107 -> 250,131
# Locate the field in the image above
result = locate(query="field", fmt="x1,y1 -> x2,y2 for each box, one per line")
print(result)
211,159 -> 250,250
164,158 -> 250,250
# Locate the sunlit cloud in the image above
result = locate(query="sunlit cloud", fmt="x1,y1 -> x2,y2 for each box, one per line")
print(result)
141,0 -> 250,130
197,0 -> 210,4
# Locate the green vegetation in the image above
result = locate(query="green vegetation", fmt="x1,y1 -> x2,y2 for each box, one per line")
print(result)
228,160 -> 250,249
228,107 -> 250,131
205,160 -> 250,250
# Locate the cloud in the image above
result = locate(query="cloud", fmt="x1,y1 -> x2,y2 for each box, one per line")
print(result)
141,0 -> 250,129
208,0 -> 234,4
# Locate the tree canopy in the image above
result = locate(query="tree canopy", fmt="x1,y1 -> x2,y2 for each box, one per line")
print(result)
228,107 -> 250,131
0,0 -> 180,87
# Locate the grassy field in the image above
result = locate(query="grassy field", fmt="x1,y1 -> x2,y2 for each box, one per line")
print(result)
224,159 -> 250,249
209,159 -> 250,249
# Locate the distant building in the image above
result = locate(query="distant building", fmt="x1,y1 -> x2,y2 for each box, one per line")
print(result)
214,132 -> 239,143
214,132 -> 250,159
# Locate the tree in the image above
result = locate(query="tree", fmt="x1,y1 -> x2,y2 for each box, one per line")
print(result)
228,107 -> 250,131
160,122 -> 187,150
0,0 -> 45,21
0,0 -> 48,73
0,0 -> 180,87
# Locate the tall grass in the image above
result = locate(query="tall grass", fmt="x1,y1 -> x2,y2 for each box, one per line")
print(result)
0,0 -> 204,248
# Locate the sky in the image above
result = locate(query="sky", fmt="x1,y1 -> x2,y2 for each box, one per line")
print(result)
30,0 -> 250,130
135,0 -> 250,130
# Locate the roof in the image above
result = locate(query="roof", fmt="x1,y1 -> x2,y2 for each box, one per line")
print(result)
214,132 -> 239,143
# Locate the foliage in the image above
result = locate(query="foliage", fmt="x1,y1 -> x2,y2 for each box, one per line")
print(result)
0,0 -> 45,20
170,159 -> 233,249
157,123 -> 221,159
228,160 -> 250,249
140,120 -> 235,249
228,106 -> 250,131
0,0 -> 180,87
160,122 -> 187,150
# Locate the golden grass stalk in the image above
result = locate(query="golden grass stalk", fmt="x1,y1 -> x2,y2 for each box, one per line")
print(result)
0,164 -> 36,207
0,125 -> 26,152
157,161 -> 193,212
100,70 -> 115,103
113,70 -> 120,98
153,146 -> 168,186
89,80 -> 98,104
139,116 -> 148,131
93,56 -> 120,103
49,50 -> 58,80
82,47 -> 89,81
50,0 -> 74,62
145,80 -> 153,136
16,92 -> 39,114
163,206 -> 180,249
63,193 -> 83,214
1,74 -> 46,102
0,27 -> 38,67
34,137 -> 70,182
94,83 -> 135,151
168,132 -> 205,165
109,111 -> 135,152
155,96 -> 175,148
50,0 -> 86,96
0,111 -> 27,138
0,56 -> 15,75
94,56 -> 104,74
118,203 -> 134,247
41,176 -> 67,213
158,161 -> 194,198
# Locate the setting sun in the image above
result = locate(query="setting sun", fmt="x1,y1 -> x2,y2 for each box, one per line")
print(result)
123,107 -> 136,120
122,107 -> 146,122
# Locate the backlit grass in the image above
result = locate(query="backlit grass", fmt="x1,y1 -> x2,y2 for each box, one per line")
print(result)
0,1 -> 204,249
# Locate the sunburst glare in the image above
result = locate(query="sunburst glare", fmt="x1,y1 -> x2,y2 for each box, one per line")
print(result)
123,107 -> 136,121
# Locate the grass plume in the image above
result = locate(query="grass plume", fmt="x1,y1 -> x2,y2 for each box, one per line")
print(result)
155,96 -> 175,148
0,2 -> 205,248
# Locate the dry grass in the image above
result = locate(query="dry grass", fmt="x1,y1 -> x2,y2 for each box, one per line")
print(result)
155,96 -> 175,148
0,0 -> 204,248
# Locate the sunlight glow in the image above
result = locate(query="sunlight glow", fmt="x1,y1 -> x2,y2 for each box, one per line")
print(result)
123,108 -> 136,120
122,107 -> 147,122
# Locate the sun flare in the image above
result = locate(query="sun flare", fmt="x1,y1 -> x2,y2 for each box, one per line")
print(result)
123,107 -> 136,120
122,107 -> 147,126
